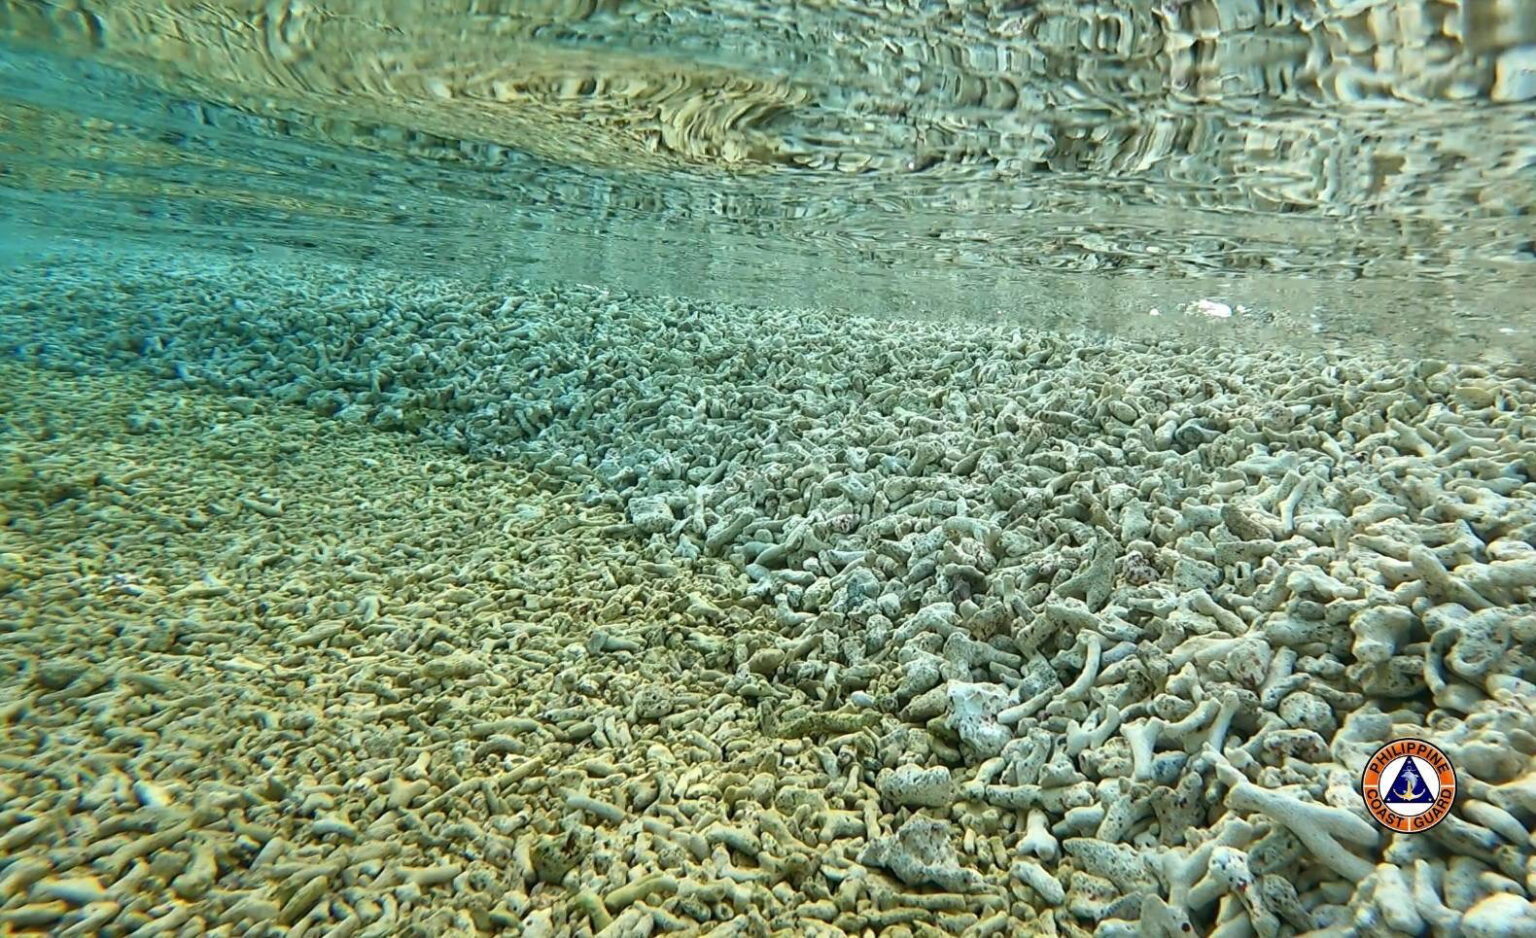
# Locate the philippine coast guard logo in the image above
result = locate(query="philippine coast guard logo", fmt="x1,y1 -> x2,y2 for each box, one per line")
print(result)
1361,738 -> 1456,832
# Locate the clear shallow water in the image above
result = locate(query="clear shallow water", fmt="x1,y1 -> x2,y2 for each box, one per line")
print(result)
6,8 -> 1536,937
1,2 -> 1535,356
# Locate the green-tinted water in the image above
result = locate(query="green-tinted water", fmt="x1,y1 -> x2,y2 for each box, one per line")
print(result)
2,1 -> 1533,357
3,7 -> 1536,938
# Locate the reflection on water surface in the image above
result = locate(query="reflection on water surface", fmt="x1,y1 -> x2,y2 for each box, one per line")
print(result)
1,1 -> 1533,357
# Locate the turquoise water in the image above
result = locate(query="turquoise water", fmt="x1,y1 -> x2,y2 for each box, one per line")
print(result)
2,3 -> 1534,355
2,6 -> 1536,938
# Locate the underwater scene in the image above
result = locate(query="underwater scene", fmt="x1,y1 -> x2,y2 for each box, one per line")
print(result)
1,2 -> 1535,937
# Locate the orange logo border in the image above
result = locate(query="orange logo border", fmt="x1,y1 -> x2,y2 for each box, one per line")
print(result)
1361,737 -> 1457,833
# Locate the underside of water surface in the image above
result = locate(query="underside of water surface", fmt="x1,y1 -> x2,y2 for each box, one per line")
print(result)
0,1 -> 1533,357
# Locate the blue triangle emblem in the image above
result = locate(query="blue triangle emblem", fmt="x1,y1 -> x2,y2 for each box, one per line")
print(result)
1383,758 -> 1435,804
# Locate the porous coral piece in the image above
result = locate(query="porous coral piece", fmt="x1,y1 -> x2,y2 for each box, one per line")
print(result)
627,493 -> 676,534
1063,838 -> 1157,895
876,765 -> 955,809
857,816 -> 985,892
946,681 -> 1011,761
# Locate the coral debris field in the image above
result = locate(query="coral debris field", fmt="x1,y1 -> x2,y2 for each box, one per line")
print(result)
1,251 -> 1534,937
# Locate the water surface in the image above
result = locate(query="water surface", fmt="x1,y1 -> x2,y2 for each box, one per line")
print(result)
1,1 -> 1534,357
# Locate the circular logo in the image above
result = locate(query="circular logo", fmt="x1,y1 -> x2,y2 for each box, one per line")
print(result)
1361,738 -> 1456,833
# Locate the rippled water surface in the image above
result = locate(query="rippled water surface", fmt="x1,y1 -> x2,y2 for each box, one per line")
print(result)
2,1 -> 1534,357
